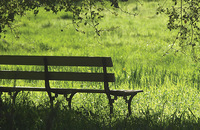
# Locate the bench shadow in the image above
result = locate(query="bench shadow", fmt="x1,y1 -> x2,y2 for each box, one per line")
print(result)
1,99 -> 199,130
0,103 -> 200,130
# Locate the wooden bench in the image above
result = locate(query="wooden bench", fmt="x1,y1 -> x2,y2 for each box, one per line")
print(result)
0,55 -> 143,115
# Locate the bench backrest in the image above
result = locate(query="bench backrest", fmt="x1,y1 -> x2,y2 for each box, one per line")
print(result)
0,55 -> 115,83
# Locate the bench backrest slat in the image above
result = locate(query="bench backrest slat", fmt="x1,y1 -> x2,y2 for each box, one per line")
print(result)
0,55 -> 113,67
0,71 -> 115,82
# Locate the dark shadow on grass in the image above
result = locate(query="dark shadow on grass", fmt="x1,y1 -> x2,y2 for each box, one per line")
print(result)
0,96 -> 199,130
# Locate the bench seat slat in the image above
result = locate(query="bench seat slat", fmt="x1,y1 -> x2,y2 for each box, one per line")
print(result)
0,55 -> 113,67
0,87 -> 143,96
0,71 -> 115,82
0,86 -> 47,92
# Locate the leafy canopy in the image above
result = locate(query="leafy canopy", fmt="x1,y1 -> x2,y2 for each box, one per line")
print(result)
158,0 -> 200,60
0,0 -> 119,37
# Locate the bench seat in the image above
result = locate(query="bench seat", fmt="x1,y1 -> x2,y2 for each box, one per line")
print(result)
0,86 -> 143,96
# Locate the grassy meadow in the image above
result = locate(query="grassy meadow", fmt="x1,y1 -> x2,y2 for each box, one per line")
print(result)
0,0 -> 200,129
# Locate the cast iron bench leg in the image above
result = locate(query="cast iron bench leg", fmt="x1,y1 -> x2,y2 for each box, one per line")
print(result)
125,93 -> 137,116
13,91 -> 20,104
65,92 -> 77,109
8,91 -> 20,104
0,92 -> 2,106
109,100 -> 114,114
109,96 -> 118,114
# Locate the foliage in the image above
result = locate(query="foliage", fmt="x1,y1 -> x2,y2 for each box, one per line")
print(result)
158,0 -> 200,60
0,0 -> 120,38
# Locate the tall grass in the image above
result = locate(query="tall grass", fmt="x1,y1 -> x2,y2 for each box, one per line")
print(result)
0,1 -> 200,129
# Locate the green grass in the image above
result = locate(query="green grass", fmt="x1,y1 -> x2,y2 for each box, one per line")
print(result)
1,1 -> 200,129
